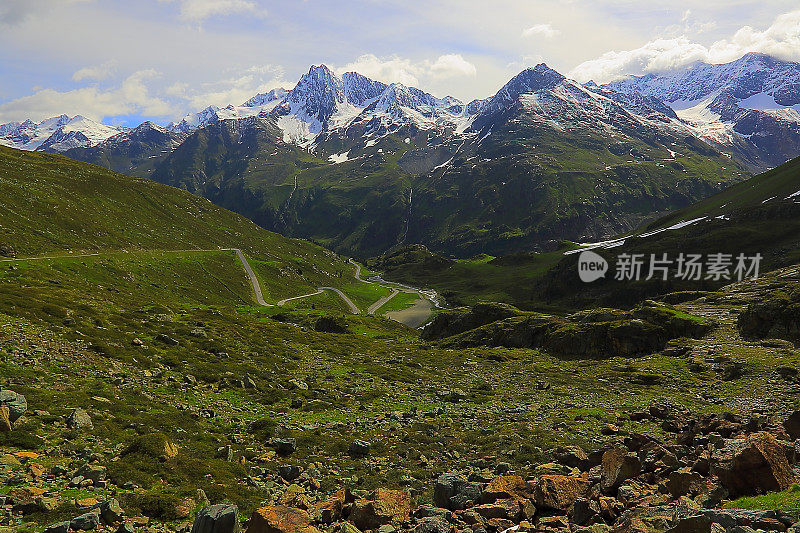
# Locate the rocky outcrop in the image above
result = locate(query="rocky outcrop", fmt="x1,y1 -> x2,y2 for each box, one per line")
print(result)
427,301 -> 714,357
710,432 -> 796,497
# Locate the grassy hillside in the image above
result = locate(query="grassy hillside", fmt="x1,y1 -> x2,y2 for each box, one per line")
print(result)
373,156 -> 800,312
646,155 -> 800,229
0,145 -> 325,259
144,110 -> 747,259
0,146 -> 398,309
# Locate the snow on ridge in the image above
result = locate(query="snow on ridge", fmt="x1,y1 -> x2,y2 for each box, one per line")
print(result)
0,114 -> 122,151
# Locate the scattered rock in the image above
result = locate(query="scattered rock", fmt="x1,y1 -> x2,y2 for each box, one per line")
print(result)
711,432 -> 796,497
156,333 -> 179,345
0,389 -> 27,421
349,439 -> 371,457
192,504 -> 241,533
272,438 -> 297,456
434,472 -> 483,510
246,505 -> 319,533
600,447 -> 641,493
71,510 -> 101,531
412,518 -> 450,533
481,475 -> 532,503
532,474 -> 586,511
0,406 -> 11,432
350,488 -> 411,530
66,408 -> 93,430
43,522 -> 71,533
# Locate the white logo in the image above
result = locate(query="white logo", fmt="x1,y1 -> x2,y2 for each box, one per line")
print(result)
578,250 -> 608,283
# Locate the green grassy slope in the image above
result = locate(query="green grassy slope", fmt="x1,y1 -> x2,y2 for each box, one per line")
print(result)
145,109 -> 746,259
646,155 -> 800,229
0,145 -> 316,259
0,146 -> 397,309
371,156 -> 800,312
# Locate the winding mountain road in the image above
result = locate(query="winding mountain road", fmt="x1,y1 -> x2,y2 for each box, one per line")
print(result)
349,258 -> 436,323
226,249 -> 361,313
227,248 -> 271,306
2,247 -> 432,327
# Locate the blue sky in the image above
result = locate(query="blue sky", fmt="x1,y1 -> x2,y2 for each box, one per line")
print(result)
1,0 -> 799,127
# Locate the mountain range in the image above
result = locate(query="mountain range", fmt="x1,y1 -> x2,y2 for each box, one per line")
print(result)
3,53 -> 800,257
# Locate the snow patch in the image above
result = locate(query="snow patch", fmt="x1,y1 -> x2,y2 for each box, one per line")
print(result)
328,151 -> 350,164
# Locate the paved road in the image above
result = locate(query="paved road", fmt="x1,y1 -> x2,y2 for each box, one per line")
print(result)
277,289 -> 323,306
3,248 -> 423,323
227,248 -> 272,306
227,250 -> 360,312
367,289 -> 399,314
350,258 -> 436,323
0,252 -> 101,262
276,287 -> 360,313
320,287 -> 360,314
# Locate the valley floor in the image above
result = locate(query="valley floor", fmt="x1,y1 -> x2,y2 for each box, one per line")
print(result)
3,256 -> 800,532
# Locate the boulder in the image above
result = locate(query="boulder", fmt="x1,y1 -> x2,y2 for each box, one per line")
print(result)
711,432 -> 796,497
192,504 -> 241,533
66,408 -> 93,430
600,447 -> 641,493
77,464 -> 107,483
663,467 -> 706,498
0,406 -> 11,432
96,498 -> 124,524
474,498 -> 520,520
43,522 -> 71,533
349,489 -> 410,530
532,474 -> 585,511
246,505 -> 319,533
311,489 -> 350,524
481,474 -> 533,503
278,465 -> 303,481
413,518 -> 450,533
569,497 -> 600,526
71,510 -> 101,531
784,411 -> 800,440
433,472 -> 483,510
0,389 -> 27,421
349,440 -> 371,457
554,445 -> 589,469
271,438 -> 297,456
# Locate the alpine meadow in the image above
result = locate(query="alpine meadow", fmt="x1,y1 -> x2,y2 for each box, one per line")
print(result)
5,3 -> 800,533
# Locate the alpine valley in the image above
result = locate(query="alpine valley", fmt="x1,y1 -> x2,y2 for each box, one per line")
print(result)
6,54 -> 800,258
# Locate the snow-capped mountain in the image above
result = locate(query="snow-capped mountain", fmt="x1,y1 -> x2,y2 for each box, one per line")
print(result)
241,88 -> 288,108
605,53 -> 800,169
59,120 -> 187,176
0,115 -> 122,152
606,53 -> 800,107
5,53 -> 800,176
265,65 -> 469,145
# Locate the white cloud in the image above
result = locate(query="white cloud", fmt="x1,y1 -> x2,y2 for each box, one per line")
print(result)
428,54 -> 478,77
339,54 -> 477,87
341,55 -> 421,86
0,70 -> 174,123
159,0 -> 266,23
570,9 -> 800,83
169,64 -> 286,108
522,23 -> 560,39
0,0 -> 93,26
72,61 -> 116,82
